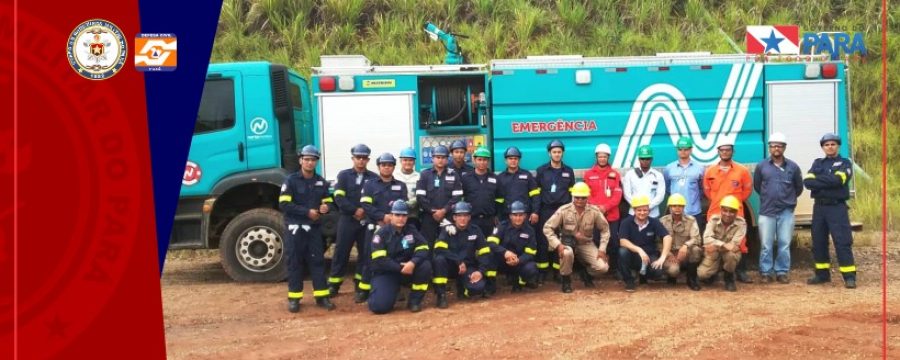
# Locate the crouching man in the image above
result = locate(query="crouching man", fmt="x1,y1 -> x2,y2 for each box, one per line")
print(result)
368,200 -> 433,314
697,196 -> 747,292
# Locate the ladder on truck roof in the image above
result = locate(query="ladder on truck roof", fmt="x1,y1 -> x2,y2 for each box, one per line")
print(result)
312,55 -> 487,75
491,53 -> 834,69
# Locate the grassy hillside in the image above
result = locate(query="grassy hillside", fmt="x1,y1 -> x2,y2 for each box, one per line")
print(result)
210,0 -> 897,231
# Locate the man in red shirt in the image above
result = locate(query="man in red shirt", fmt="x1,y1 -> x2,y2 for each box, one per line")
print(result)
584,143 -> 624,275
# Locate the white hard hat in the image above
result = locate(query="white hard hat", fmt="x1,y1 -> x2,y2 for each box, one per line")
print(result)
768,132 -> 787,145
594,143 -> 612,155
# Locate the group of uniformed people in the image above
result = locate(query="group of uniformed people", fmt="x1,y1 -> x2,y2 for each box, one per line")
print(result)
278,132 -> 858,313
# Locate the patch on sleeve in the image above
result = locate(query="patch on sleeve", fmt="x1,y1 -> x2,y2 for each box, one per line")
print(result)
519,233 -> 530,238
468,234 -> 477,240
392,185 -> 402,191
519,174 -> 528,180
562,173 -> 570,178
487,177 -> 496,184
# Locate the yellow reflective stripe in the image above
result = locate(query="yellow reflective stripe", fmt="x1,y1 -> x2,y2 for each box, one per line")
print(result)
414,245 -> 430,252
524,247 -> 537,255
477,246 -> 491,256
839,265 -> 857,273
328,277 -> 343,284
313,289 -> 330,297
433,277 -> 448,284
804,173 -> 816,180
487,236 -> 500,244
288,291 -> 303,299
552,262 -> 561,270
354,273 -> 363,281
815,263 -> 831,270
322,197 -> 334,203
334,189 -> 347,197
834,171 -> 847,184
495,198 -> 505,204
279,195 -> 293,202
434,241 -> 449,249
529,188 -> 541,197
537,262 -> 550,269
411,283 -> 429,291
360,196 -> 373,203
518,277 -> 526,285
371,250 -> 387,259
486,270 -> 497,277
358,282 -> 371,290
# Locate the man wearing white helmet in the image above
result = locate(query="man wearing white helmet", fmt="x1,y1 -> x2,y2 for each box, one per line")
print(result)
584,143 -> 624,274
395,147 -> 421,230
753,133 -> 803,284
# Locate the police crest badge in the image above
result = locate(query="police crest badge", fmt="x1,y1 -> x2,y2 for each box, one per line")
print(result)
67,19 -> 127,80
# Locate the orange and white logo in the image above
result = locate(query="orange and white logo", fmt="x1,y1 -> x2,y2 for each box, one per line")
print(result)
135,33 -> 177,71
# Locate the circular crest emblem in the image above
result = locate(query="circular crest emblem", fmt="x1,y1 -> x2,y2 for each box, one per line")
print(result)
66,19 -> 127,80
183,161 -> 202,186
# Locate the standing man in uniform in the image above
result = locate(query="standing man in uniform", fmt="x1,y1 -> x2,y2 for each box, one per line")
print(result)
543,182 -> 611,293
617,195 -> 673,292
623,145 -> 666,217
395,147 -> 421,230
367,200 -> 433,314
487,201 -> 539,292
356,153 -> 408,303
659,194 -> 703,291
703,141 -> 753,283
449,139 -> 474,176
279,145 -> 336,312
460,146 -> 502,295
432,202 -> 493,308
416,145 -> 463,245
584,143 -> 624,274
754,133 -> 804,284
535,139 -> 576,282
664,137 -> 707,233
328,144 -> 378,296
804,133 -> 857,289
497,146 -> 541,223
697,196 -> 747,292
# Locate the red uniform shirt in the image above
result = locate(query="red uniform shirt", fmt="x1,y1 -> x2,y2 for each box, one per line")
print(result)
584,164 -> 624,222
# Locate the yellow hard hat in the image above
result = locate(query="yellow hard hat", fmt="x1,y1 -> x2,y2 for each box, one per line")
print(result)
631,195 -> 651,208
720,195 -> 741,210
668,193 -> 687,207
571,182 -> 591,197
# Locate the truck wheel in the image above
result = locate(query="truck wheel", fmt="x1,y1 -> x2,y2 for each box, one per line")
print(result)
219,208 -> 286,282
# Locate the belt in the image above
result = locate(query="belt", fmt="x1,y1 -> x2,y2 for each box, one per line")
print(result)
815,199 -> 845,205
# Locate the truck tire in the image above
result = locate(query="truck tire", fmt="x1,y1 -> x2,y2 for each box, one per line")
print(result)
219,208 -> 287,282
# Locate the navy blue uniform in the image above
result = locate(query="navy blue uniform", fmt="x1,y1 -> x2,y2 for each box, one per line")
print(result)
367,224 -> 433,314
433,224 -> 492,297
451,162 -> 475,177
488,220 -> 539,287
357,178 -> 408,293
497,169 -> 541,218
803,155 -> 856,281
617,216 -> 670,283
461,170 -> 503,238
416,168 -> 463,244
279,172 -> 334,301
535,163 -> 576,273
329,168 -> 378,290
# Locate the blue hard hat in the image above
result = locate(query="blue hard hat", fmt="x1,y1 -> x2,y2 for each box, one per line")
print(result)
432,145 -> 450,157
509,201 -> 527,214
819,133 -> 842,146
450,140 -> 467,151
547,139 -> 565,151
390,200 -> 409,215
376,153 -> 396,165
399,147 -> 416,159
351,144 -> 371,157
298,145 -> 320,158
453,201 -> 472,215
504,146 -> 522,158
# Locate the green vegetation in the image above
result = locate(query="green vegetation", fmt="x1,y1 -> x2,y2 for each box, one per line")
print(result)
211,0 -> 897,231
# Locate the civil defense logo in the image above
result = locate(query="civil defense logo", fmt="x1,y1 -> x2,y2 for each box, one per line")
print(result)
250,117 -> 269,135
66,19 -> 127,80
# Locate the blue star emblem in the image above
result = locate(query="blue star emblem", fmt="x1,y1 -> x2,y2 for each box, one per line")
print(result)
761,29 -> 784,53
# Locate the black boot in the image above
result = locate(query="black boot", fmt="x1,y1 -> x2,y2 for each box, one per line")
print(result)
407,300 -> 422,313
724,272 -> 737,292
844,277 -> 857,289
316,297 -> 336,310
435,291 -> 449,309
484,278 -> 496,298
581,269 -> 595,288
354,290 -> 369,304
702,272 -> 718,285
736,257 -> 753,283
287,298 -> 300,313
807,273 -> 831,285
552,270 -> 562,283
455,282 -> 467,299
327,283 -> 340,298
687,266 -> 701,291
561,275 -> 573,293
667,276 -> 677,286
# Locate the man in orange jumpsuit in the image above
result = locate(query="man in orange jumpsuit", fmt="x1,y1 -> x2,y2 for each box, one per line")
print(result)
703,140 -> 753,283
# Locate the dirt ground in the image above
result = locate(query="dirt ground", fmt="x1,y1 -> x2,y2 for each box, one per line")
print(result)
162,233 -> 899,359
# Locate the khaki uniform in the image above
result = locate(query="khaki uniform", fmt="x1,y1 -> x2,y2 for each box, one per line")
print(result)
542,203 -> 610,276
659,214 -> 703,277
697,215 -> 746,279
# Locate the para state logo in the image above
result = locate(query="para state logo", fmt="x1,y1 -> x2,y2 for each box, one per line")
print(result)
66,19 -> 127,80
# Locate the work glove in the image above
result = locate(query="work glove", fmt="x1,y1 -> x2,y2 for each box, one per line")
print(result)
441,219 -> 456,236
